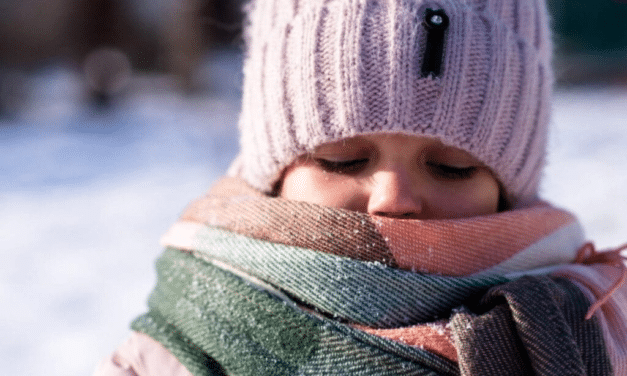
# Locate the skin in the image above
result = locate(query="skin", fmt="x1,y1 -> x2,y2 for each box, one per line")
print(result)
279,134 -> 501,219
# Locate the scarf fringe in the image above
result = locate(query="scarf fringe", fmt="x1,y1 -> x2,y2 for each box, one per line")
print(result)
576,242 -> 627,319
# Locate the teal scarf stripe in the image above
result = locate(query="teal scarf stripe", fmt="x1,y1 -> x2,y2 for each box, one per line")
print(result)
132,248 -> 459,376
188,227 -> 509,327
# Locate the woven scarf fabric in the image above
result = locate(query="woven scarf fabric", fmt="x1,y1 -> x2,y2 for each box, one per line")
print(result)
133,178 -> 612,375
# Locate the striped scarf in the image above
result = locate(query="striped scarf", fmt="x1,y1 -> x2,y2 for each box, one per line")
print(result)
132,178 -> 613,375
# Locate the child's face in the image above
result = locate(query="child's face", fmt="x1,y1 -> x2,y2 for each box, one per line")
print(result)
279,134 -> 500,219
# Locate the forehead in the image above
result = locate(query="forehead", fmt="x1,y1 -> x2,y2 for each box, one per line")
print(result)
315,134 -> 439,149
313,134 -> 480,160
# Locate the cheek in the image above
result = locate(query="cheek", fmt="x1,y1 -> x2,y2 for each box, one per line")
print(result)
469,183 -> 500,215
436,173 -> 500,217
280,166 -> 367,210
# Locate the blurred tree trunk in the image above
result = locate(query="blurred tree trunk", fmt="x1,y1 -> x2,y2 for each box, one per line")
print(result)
162,0 -> 205,93
0,0 -> 73,65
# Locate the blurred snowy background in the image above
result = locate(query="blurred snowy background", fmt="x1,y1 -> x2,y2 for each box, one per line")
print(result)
1,1 -> 627,375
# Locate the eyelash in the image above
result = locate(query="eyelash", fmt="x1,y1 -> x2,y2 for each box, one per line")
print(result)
427,162 -> 477,180
314,158 -> 369,174
313,158 -> 478,180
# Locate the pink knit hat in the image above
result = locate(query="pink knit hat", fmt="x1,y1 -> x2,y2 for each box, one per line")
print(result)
230,0 -> 554,207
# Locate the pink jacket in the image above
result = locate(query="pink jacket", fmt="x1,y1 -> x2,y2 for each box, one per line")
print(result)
94,332 -> 192,376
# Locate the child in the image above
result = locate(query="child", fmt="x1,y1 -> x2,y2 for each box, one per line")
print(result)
96,0 -> 627,374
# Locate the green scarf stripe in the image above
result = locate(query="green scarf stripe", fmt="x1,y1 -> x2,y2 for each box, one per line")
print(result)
133,248 -> 459,376
189,227 -> 508,327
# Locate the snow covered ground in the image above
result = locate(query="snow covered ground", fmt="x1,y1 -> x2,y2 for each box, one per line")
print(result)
1,50 -> 626,376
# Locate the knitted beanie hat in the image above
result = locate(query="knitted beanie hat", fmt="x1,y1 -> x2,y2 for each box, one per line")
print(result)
231,0 -> 554,207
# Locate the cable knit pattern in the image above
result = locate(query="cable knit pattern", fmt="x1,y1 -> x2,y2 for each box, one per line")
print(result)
234,0 -> 553,207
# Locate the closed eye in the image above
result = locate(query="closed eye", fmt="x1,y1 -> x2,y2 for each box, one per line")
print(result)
427,162 -> 477,180
314,158 -> 369,174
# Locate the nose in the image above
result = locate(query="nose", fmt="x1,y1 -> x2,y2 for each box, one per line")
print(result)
367,168 -> 423,219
